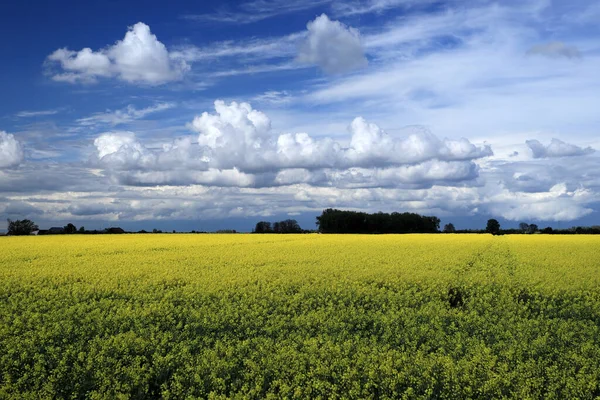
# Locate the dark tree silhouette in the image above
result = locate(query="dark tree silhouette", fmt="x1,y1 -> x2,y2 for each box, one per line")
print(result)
519,222 -> 530,232
443,223 -> 456,233
528,224 -> 538,234
486,219 -> 501,235
7,219 -> 38,236
253,219 -> 302,233
316,209 -> 440,234
79,226 -> 85,233
254,221 -> 272,233
64,223 -> 77,234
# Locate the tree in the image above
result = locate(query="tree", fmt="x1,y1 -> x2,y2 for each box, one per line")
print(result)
519,222 -> 530,233
273,221 -> 281,233
78,226 -> 85,233
486,219 -> 501,235
7,219 -> 38,236
64,223 -> 77,234
278,219 -> 302,233
443,223 -> 456,233
253,221 -> 272,233
528,224 -> 538,234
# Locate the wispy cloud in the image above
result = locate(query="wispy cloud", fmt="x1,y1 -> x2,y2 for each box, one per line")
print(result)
76,103 -> 175,128
527,41 -> 582,59
16,109 -> 60,118
182,0 -> 331,24
331,0 -> 437,17
171,33 -> 304,63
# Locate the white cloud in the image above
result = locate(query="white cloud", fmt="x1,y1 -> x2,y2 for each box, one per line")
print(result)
16,109 -> 60,118
332,0 -> 436,17
252,90 -> 293,105
527,42 -> 582,59
182,0 -> 331,24
94,100 -> 491,188
526,138 -> 594,158
77,103 -> 175,127
486,183 -> 594,221
297,14 -> 367,74
171,33 -> 303,63
94,132 -> 156,169
0,131 -> 24,168
46,23 -> 189,85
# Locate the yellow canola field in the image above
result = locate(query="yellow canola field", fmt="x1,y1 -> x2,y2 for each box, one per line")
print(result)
1,234 -> 599,399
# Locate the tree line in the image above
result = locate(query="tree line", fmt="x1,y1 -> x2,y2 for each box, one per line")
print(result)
6,217 -> 600,236
315,209 -> 441,234
253,219 -> 305,233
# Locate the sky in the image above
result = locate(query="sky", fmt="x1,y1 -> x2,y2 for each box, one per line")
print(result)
1,0 -> 599,232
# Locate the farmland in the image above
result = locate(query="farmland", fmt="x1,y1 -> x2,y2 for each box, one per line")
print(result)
1,234 -> 600,399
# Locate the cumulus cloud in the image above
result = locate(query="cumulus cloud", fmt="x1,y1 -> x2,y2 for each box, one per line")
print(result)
526,41 -> 581,59
526,138 -> 594,158
94,100 -> 491,188
46,23 -> 189,85
297,14 -> 367,74
486,183 -> 594,221
94,132 -> 156,169
189,100 -> 491,171
0,131 -> 24,168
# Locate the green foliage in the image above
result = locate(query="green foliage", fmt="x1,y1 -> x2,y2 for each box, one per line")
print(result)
1,234 -> 600,398
7,219 -> 38,236
486,219 -> 501,235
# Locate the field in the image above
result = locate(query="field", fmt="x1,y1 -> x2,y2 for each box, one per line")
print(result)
1,234 -> 600,399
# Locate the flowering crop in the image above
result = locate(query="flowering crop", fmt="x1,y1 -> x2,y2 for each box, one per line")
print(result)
1,234 -> 599,398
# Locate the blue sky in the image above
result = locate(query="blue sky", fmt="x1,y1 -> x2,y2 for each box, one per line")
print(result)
1,0 -> 600,232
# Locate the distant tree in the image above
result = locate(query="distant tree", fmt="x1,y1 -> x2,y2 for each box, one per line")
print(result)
528,224 -> 538,234
78,226 -> 85,233
443,223 -> 456,233
541,226 -> 553,234
152,228 -> 162,233
519,222 -> 530,233
64,223 -> 77,234
173,230 -> 176,234
279,219 -> 302,233
7,219 -> 38,236
273,221 -> 281,233
254,221 -> 272,233
486,219 -> 501,235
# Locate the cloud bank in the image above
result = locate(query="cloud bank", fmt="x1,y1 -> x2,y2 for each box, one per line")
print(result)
93,100 -> 491,189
